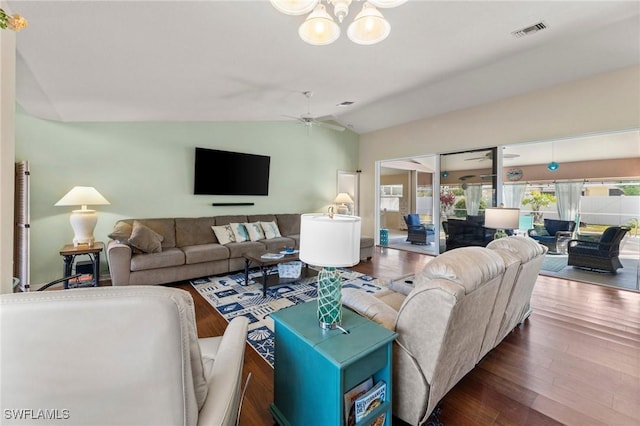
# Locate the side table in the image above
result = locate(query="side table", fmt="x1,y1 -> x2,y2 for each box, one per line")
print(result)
270,302 -> 397,425
59,242 -> 104,289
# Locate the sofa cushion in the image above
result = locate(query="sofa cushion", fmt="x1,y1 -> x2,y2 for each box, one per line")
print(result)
533,224 -> 550,236
487,236 -> 546,262
182,244 -> 230,265
543,218 -> 574,236
260,237 -> 296,252
109,221 -> 143,254
419,246 -> 505,295
211,225 -> 235,245
130,248 -> 185,271
175,217 -> 217,246
129,220 -> 164,253
247,214 -> 276,223
275,214 -> 300,236
108,221 -> 133,244
243,222 -> 265,241
225,241 -> 265,258
118,218 -> 176,248
215,215 -> 248,226
260,221 -> 282,239
229,223 -> 249,243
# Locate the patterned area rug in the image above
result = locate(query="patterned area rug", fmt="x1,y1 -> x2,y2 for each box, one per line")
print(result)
190,268 -> 387,367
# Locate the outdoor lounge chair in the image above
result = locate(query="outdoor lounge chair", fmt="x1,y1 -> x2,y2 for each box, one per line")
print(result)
567,226 -> 630,273
404,214 -> 435,245
527,218 -> 576,252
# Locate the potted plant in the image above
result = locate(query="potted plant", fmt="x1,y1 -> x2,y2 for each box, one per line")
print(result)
522,191 -> 556,223
440,190 -> 456,219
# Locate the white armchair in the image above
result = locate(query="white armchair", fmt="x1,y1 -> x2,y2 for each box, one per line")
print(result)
0,286 -> 249,426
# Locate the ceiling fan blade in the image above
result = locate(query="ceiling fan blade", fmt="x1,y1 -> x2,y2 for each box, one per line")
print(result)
464,156 -> 487,161
314,120 -> 346,132
504,153 -> 520,158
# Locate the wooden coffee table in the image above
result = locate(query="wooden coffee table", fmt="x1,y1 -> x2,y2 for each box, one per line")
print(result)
244,250 -> 317,297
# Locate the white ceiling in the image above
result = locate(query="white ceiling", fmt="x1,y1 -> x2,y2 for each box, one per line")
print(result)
8,1 -> 640,134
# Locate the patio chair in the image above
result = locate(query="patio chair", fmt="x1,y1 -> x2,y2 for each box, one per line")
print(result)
567,226 -> 630,273
527,218 -> 576,252
404,214 -> 435,245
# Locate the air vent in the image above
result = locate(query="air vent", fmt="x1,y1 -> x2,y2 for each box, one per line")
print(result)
511,22 -> 547,38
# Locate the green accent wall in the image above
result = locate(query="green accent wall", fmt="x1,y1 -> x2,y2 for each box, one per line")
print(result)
15,107 -> 359,285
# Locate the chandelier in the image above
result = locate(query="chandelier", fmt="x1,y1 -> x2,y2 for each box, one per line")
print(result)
270,0 -> 407,45
0,8 -> 28,32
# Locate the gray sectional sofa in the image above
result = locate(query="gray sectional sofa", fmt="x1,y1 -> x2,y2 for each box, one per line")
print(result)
107,213 -> 374,286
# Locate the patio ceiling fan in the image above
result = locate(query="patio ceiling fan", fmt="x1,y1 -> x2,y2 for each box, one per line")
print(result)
284,91 -> 346,132
465,150 -> 520,161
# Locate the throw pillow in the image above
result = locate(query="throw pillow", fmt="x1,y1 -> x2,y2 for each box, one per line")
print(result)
534,225 -> 550,236
108,221 -> 133,244
260,221 -> 282,240
211,225 -> 236,245
244,222 -> 265,241
229,223 -> 249,242
129,220 -> 164,253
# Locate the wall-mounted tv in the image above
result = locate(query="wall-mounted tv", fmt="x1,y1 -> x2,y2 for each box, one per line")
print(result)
194,147 -> 271,196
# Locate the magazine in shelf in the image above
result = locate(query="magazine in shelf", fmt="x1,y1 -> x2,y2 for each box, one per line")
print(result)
354,380 -> 386,423
344,377 -> 373,426
371,412 -> 386,426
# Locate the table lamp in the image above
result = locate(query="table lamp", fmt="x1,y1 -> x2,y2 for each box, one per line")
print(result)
334,193 -> 354,215
299,213 -> 361,330
55,186 -> 110,247
484,207 -> 520,239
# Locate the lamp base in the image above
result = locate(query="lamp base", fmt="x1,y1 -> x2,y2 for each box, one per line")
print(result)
336,204 -> 349,215
317,267 -> 342,329
70,209 -> 98,247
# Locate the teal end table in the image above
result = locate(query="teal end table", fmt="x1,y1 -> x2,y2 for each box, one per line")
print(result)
270,302 -> 397,426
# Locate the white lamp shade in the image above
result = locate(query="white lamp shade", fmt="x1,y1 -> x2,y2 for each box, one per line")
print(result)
334,192 -> 354,204
298,4 -> 341,45
55,186 -> 110,208
484,208 -> 520,230
270,0 -> 318,15
299,214 -> 361,267
347,3 -> 390,45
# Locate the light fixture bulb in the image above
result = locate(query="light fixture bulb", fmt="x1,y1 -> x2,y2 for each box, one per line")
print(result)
442,171 -> 449,178
347,2 -> 390,45
547,161 -> 559,171
270,0 -> 319,15
299,3 -> 341,45
331,0 -> 351,23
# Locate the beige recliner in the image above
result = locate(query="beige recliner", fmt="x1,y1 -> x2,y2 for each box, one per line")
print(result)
343,247 -> 508,425
1,286 -> 249,426
342,238 -> 547,425
486,235 -> 548,344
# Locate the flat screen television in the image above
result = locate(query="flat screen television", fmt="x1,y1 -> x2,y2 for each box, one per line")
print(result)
194,147 -> 270,196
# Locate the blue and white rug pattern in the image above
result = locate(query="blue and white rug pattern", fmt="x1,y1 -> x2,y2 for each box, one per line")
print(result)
190,267 -> 387,367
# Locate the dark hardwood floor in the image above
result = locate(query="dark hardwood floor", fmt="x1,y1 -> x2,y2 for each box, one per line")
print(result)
173,246 -> 640,426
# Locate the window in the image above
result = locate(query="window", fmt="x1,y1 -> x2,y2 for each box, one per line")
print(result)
380,184 -> 403,197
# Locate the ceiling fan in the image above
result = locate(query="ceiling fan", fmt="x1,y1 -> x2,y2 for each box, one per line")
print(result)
284,91 -> 346,132
464,151 -> 520,161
